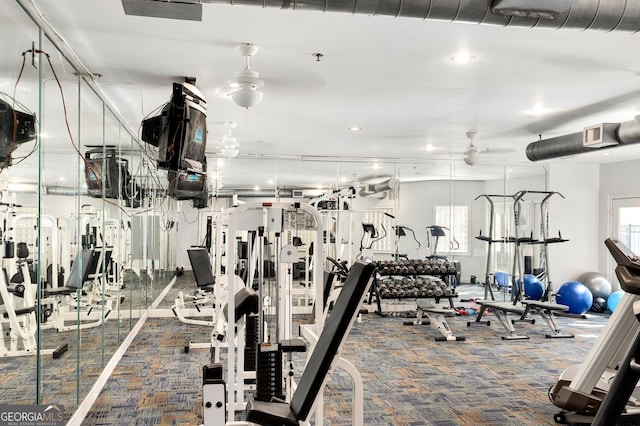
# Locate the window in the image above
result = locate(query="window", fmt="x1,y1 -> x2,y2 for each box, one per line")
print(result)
433,204 -> 469,255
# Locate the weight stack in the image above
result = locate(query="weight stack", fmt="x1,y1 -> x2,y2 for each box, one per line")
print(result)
245,314 -> 259,373
256,343 -> 283,402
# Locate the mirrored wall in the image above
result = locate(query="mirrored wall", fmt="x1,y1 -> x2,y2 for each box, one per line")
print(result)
0,1 -> 178,419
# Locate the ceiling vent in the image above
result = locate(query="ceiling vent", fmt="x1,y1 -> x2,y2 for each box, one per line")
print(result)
121,0 -> 202,21
583,123 -> 619,148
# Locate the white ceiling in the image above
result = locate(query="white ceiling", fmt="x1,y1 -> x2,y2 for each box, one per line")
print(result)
3,0 -> 640,191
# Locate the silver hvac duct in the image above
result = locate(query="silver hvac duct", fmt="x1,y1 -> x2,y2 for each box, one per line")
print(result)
195,0 -> 640,32
526,116 -> 640,161
358,178 -> 399,197
213,188 -> 295,198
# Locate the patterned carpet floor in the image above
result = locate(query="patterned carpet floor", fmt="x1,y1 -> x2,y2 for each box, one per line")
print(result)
0,270 -> 169,421
78,278 -> 610,425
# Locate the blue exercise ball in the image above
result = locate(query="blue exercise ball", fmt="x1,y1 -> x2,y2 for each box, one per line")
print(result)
607,290 -> 625,313
516,274 -> 544,300
556,281 -> 594,315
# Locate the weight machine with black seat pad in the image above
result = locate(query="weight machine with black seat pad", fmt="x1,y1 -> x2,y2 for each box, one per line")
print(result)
245,260 -> 375,426
40,248 -> 116,331
172,247 -> 217,327
41,249 -> 93,298
0,268 -> 67,358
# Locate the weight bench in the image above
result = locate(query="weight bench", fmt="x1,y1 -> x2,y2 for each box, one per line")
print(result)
405,300 -> 465,342
469,299 -> 574,340
246,260 -> 375,426
468,300 -> 530,340
521,300 -> 574,338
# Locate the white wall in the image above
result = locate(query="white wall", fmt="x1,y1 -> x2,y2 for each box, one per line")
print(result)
547,163 -> 600,289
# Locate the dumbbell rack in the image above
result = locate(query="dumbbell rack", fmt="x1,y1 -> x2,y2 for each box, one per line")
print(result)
369,259 -> 458,315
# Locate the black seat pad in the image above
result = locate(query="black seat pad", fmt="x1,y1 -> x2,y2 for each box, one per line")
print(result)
246,400 -> 298,426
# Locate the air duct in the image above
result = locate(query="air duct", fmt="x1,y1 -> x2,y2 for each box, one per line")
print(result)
526,116 -> 640,161
358,178 -> 399,197
195,0 -> 640,32
122,0 -> 640,32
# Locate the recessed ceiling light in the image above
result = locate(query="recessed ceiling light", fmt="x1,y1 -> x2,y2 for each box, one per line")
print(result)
424,144 -> 436,152
372,163 -> 380,170
267,179 -> 274,185
527,104 -> 550,116
601,151 -> 611,156
254,185 -> 260,191
451,52 -> 475,64
348,126 -> 362,132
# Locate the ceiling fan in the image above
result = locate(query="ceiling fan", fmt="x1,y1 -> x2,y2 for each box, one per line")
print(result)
218,121 -> 240,158
230,43 -> 264,109
463,131 -> 481,166
463,131 -> 514,166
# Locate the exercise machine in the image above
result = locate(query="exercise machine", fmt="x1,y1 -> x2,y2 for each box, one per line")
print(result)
591,239 -> 640,425
392,225 -> 420,262
245,260 -> 375,426
426,225 -> 456,260
470,191 -> 572,339
172,247 -> 216,328
551,238 -> 640,424
207,201 -> 324,423
40,248 -> 116,331
0,265 -> 67,358
310,187 -> 355,266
